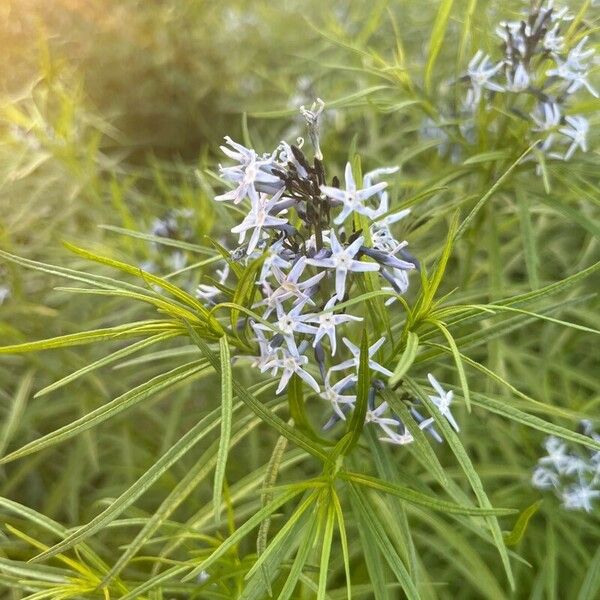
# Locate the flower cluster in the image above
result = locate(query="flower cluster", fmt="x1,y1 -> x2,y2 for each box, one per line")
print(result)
201,101 -> 461,446
462,0 -> 596,165
532,421 -> 600,512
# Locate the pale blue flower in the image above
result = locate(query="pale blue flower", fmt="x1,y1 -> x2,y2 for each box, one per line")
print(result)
304,297 -> 363,355
231,189 -> 288,254
320,162 -> 388,224
427,373 -> 460,432
269,256 -> 326,305
559,115 -> 589,160
320,372 -> 357,420
306,231 -> 379,300
264,347 -> 320,394
330,336 -> 392,377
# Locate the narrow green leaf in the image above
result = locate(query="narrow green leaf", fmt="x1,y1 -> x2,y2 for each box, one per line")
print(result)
30,381 -> 229,563
34,332 -> 178,398
64,243 -> 209,312
246,491 -> 318,586
424,0 -> 455,93
389,331 -> 419,386
100,389 -> 284,587
331,489 -> 352,600
415,212 -> 459,319
504,500 -> 542,546
0,370 -> 34,458
242,497 -> 315,600
428,319 -> 471,411
517,191 -> 540,289
99,224 -> 213,254
343,328 -> 370,455
214,336 -> 233,525
0,557 -> 69,584
318,498 -> 336,600
405,377 -> 515,589
231,253 -> 266,333
0,321 -> 177,354
277,511 -> 319,600
468,390 -> 600,452
341,471 -> 515,516
577,546 -> 600,600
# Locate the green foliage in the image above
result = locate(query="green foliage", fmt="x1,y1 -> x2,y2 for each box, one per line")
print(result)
0,0 -> 598,598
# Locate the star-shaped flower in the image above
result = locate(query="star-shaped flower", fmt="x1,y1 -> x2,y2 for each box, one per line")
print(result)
531,466 -> 559,490
547,38 -> 598,97
269,256 -> 326,305
215,137 -> 286,202
263,348 -> 320,395
531,102 -> 561,153
330,336 -> 392,377
465,50 -> 504,99
231,189 -> 288,255
320,162 -> 388,224
255,301 -> 316,356
539,436 -> 571,473
304,297 -> 363,355
427,373 -> 460,432
248,321 -> 281,376
306,231 -> 379,300
559,116 -> 589,160
370,209 -> 411,252
562,482 -> 600,513
320,373 -> 357,420
364,400 -> 398,428
506,63 -> 530,92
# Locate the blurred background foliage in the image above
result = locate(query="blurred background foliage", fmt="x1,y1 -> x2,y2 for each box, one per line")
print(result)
0,0 -> 598,598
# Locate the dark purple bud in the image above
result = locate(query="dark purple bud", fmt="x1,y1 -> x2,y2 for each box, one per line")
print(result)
323,409 -> 349,431
314,342 -> 327,381
312,248 -> 332,260
269,334 -> 284,350
368,386 -> 377,411
291,145 -> 311,171
270,198 -> 297,214
268,223 -> 297,238
380,268 -> 404,293
398,248 -> 420,271
372,378 -> 385,391
361,246 -> 415,271
304,284 -> 321,299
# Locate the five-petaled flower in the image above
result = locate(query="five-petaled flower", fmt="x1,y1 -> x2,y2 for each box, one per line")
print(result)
304,297 -> 363,355
427,373 -> 460,432
307,231 -> 379,300
320,162 -> 388,224
231,188 -> 288,254
330,336 -> 393,377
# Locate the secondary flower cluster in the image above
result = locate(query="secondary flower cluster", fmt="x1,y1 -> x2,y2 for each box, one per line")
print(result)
198,102 -> 461,446
532,421 -> 600,512
462,0 -> 596,165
